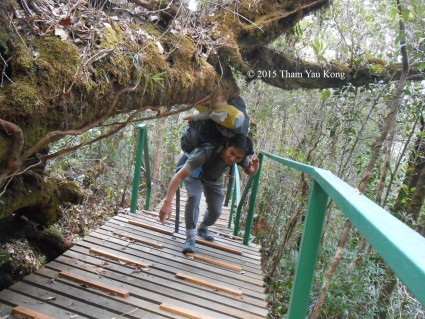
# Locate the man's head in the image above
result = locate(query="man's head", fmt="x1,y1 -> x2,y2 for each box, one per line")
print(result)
221,134 -> 254,165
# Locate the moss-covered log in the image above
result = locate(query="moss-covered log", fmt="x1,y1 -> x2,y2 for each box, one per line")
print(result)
0,176 -> 83,225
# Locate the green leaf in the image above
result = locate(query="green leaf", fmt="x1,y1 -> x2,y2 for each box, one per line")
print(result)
389,7 -> 398,21
402,8 -> 410,21
322,89 -> 331,100
418,62 -> 425,72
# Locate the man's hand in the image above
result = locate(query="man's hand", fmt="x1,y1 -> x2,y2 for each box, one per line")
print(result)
159,200 -> 172,224
244,156 -> 260,176
158,168 -> 190,224
250,157 -> 260,172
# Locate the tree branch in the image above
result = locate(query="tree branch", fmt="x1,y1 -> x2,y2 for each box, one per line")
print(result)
240,47 -> 421,90
19,86 -> 137,162
0,119 -> 24,168
99,94 -> 212,127
41,105 -> 147,162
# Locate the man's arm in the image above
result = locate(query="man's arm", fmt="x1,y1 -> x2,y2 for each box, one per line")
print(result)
159,168 -> 191,223
243,156 -> 260,176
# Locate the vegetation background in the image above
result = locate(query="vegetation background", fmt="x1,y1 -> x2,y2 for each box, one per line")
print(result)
0,0 -> 424,318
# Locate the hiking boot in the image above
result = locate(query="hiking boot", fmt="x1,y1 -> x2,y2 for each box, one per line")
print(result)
182,237 -> 196,254
197,227 -> 214,241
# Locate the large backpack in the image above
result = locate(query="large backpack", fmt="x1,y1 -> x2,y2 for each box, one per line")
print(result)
180,96 -> 250,154
180,119 -> 232,154
227,96 -> 250,136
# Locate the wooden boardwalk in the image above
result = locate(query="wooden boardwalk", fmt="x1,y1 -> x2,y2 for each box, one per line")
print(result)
0,189 -> 267,319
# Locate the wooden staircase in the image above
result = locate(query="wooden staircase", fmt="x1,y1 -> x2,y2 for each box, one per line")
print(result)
0,189 -> 267,319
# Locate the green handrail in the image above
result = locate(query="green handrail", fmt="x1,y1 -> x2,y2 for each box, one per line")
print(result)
234,150 -> 425,318
228,164 -> 241,229
130,124 -> 152,213
233,174 -> 254,237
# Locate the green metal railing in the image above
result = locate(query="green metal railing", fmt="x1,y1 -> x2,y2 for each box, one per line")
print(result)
228,164 -> 241,229
130,124 -> 152,213
231,150 -> 425,318
130,125 -> 425,317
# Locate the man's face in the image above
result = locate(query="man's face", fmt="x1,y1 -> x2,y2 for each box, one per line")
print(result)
222,146 -> 245,165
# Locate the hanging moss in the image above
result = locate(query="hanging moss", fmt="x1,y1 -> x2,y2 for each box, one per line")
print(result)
364,57 -> 388,76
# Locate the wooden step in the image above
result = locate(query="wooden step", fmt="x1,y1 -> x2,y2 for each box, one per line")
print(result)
160,303 -> 215,319
186,253 -> 242,272
59,270 -> 130,297
89,247 -> 153,268
175,273 -> 243,296
128,220 -> 174,235
112,230 -> 165,248
12,306 -> 55,319
196,239 -> 242,255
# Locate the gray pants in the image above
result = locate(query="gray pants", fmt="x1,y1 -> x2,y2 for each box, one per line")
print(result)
184,176 -> 224,232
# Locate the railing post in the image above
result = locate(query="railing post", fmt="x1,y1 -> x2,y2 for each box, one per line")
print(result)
130,124 -> 147,213
228,178 -> 237,229
243,153 -> 264,245
233,175 -> 254,237
175,188 -> 180,233
228,164 -> 240,229
224,165 -> 235,207
287,179 -> 329,319
142,127 -> 151,210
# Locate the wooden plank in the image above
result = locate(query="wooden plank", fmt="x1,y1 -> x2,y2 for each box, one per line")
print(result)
112,230 -> 164,248
109,218 -> 263,273
175,273 -> 243,296
0,289 -> 89,319
9,279 -> 142,319
128,219 -> 174,235
12,305 -> 55,319
61,249 -> 269,313
160,303 -> 215,319
48,262 -> 239,319
19,271 -> 171,319
88,229 -> 265,290
142,209 -> 160,217
32,268 -> 180,319
121,213 -> 262,257
81,233 -> 266,294
89,247 -> 153,268
59,270 -> 130,297
211,230 -> 244,242
186,253 -> 242,272
195,239 -> 242,255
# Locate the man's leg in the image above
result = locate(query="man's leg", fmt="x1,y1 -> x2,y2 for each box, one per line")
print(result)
198,182 -> 224,241
183,176 -> 202,253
